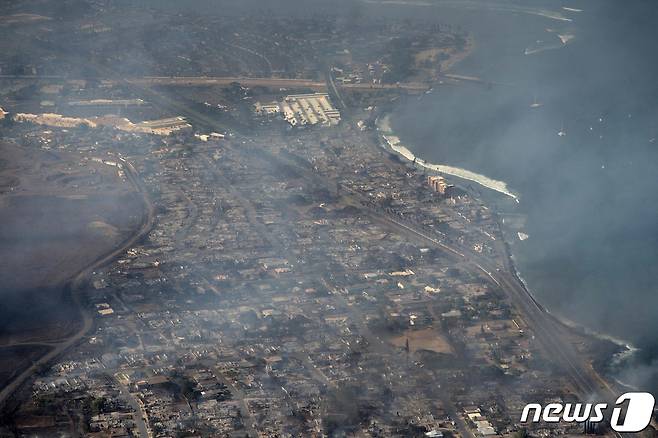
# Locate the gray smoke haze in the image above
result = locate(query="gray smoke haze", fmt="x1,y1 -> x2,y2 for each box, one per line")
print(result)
2,0 -> 657,394
116,0 -> 658,393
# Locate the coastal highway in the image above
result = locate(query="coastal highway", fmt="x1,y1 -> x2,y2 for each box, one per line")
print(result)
131,75 -> 431,91
0,74 -> 431,92
369,205 -> 615,399
364,207 -> 635,438
0,158 -> 155,409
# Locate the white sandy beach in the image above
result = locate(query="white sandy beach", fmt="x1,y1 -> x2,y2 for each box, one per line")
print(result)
378,115 -> 519,201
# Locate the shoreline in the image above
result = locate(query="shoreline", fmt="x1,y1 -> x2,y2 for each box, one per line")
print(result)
378,109 -> 637,358
376,96 -> 640,381
439,33 -> 475,74
375,28 -> 639,362
377,114 -> 519,201
378,109 -> 638,379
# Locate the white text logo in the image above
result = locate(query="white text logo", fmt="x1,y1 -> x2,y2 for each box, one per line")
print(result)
520,392 -> 655,432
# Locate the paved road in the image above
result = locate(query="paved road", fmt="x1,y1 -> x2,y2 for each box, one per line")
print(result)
371,212 -> 632,438
131,76 -> 431,91
366,200 -> 611,397
212,367 -> 259,438
115,378 -> 152,438
0,74 -> 430,92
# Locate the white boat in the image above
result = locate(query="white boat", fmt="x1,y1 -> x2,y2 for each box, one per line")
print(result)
530,96 -> 543,108
558,121 -> 567,137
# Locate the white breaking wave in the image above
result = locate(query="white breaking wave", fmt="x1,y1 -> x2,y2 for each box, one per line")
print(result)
377,117 -> 519,201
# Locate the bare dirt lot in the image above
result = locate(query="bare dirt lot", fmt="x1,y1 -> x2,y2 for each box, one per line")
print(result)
0,346 -> 51,391
0,141 -> 144,344
389,327 -> 454,355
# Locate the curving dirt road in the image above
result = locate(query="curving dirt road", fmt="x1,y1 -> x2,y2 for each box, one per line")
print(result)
0,157 -> 155,409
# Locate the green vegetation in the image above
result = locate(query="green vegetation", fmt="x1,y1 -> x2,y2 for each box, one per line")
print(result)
382,37 -> 415,84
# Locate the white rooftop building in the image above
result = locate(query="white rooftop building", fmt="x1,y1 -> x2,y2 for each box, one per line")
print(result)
259,93 -> 340,128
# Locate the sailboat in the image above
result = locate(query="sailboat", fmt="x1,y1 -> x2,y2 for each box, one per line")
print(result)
530,96 -> 543,109
558,122 -> 567,137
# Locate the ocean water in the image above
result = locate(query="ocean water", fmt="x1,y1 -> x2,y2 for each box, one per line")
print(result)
389,0 -> 658,391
